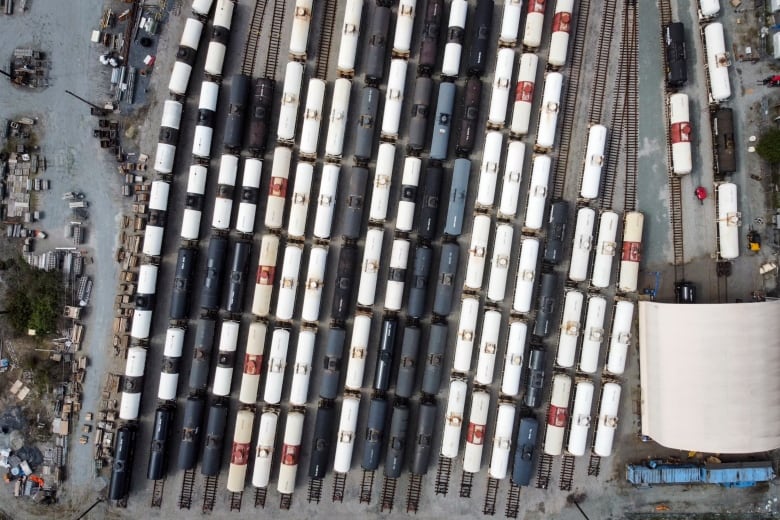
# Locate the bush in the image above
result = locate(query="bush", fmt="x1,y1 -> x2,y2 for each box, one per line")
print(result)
3,259 -> 63,335
756,128 -> 780,165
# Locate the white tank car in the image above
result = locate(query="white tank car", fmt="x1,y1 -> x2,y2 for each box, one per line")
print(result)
441,378 -> 468,458
169,60 -> 193,97
287,162 -> 313,240
617,212 -> 644,292
143,223 -> 164,257
180,16 -> 204,48
158,328 -> 185,401
204,1 -> 234,78
212,154 -> 239,231
593,382 -> 621,457
301,246 -> 328,323
498,141 -> 526,219
136,263 -> 158,296
501,321 -> 527,397
568,207 -> 596,283
543,373 -> 572,456
704,23 -> 731,102
381,60 -> 408,140
369,143 -> 396,223
396,157 -> 421,232
579,296 -> 607,374
161,100 -> 183,131
590,211 -> 619,288
453,297 -> 481,373
251,234 -> 280,319
475,310 -> 502,386
289,0 -> 314,61
488,48 -> 516,128
566,380 -> 594,457
699,0 -> 720,19
464,215 -> 492,291
385,239 -> 411,312
668,93 -> 692,175
393,0 -> 417,57
212,320 -> 240,396
717,183 -> 739,260
535,72 -> 563,151
119,347 -> 147,420
500,0 -> 524,46
487,223 -> 514,303
265,147 -> 292,230
192,124 -> 213,159
227,409 -> 254,493
337,0 -> 364,76
442,0 -> 469,78
580,124 -> 608,199
462,390 -> 491,474
345,314 -> 372,390
511,53 -> 539,136
276,244 -> 303,321
154,142 -> 176,175
512,237 -> 540,314
476,131 -> 504,208
325,78 -> 352,158
130,309 -> 153,342
277,410 -> 305,495
488,402 -> 516,479
333,394 -> 361,473
523,155 -> 551,231
277,62 -> 304,143
523,0 -> 548,49
239,322 -> 267,405
289,329 -> 316,406
213,0 -> 235,29
263,328 -> 290,405
357,228 -> 385,307
556,290 -> 584,368
235,158 -> 263,235
605,300 -> 634,375
181,165 -> 208,240
548,0 -> 574,68
299,79 -> 326,159
313,164 -> 340,240
251,410 -> 279,488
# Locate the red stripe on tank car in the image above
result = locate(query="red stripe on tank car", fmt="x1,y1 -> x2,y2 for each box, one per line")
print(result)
269,177 -> 288,197
515,81 -> 535,103
231,442 -> 251,465
466,422 -> 486,445
281,444 -> 300,466
547,405 -> 568,427
256,265 -> 275,285
528,0 -> 546,14
621,241 -> 641,262
552,11 -> 572,33
244,354 -> 263,375
670,121 -> 692,144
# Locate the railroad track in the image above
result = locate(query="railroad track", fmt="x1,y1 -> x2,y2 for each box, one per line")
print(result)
307,477 -> 323,504
240,0 -> 268,76
406,474 -> 423,513
177,469 -> 195,510
434,455 -> 452,495
587,453 -> 602,477
332,472 -> 346,502
623,0 -> 639,212
536,453 -> 554,490
253,487 -> 267,508
314,0 -> 338,80
716,261 -> 730,302
551,0 -> 592,200
229,491 -> 243,512
380,476 -> 397,512
359,469 -> 375,504
151,478 -> 164,508
202,475 -> 218,513
458,470 -> 474,498
264,0 -> 286,79
505,483 -> 521,519
559,454 -> 576,491
588,0 -> 619,124
482,477 -> 499,516
280,493 -> 292,510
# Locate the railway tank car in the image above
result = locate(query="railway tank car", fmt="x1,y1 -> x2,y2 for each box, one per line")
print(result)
354,87 -> 380,163
512,237 -> 540,314
299,79 -> 326,159
568,207 -> 596,283
421,323 -> 448,396
467,0 -> 494,77
333,394 -> 361,474
392,0 -> 417,59
226,408 -> 254,493
308,403 -> 336,480
384,402 -> 411,479
364,4 -> 391,84
524,348 -> 546,408
511,416 -> 538,487
223,74 -> 249,151
146,407 -> 173,481
475,310 -> 502,385
201,400 -> 229,477
500,0 -> 523,47
181,165 -> 208,241
287,163 -> 313,240
385,239 -> 411,313
417,163 -> 442,242
440,377 -> 468,459
456,77 -> 482,156
713,107 -> 736,175
717,182 -> 739,260
169,17 -> 204,97
535,72 -> 563,152
264,328 -> 290,405
251,234 -> 280,319
301,246 -> 328,323
325,79 -> 352,160
119,346 -> 147,421
192,81 -> 219,160
556,290 -> 584,369
170,247 -> 197,320
511,53 -> 539,136
593,382 -> 622,457
357,228 -> 385,308
369,143 -> 396,223
430,82 -> 456,161
418,0 -> 444,74
396,158 -> 421,233
433,242 -> 460,317
189,318 -> 216,393
204,0 -> 235,79
523,0 -> 548,50
238,322 -> 266,405
441,0 -> 468,78
617,212 -> 644,293
605,300 -> 635,376
669,93 -> 693,175
453,296 -> 480,374
277,62 -> 305,144
177,395 -> 206,471
345,314 -> 371,391
523,155 -> 552,232
277,410 -> 306,497
498,141 -> 526,219
501,321 -> 527,397
265,147 -> 292,231
320,327 -> 346,400
410,400 -> 437,476
703,22 -> 731,102
543,374 -> 572,456
475,131 -> 504,209
313,164 -> 341,240
665,22 -> 687,87
251,409 -> 279,489
580,124 -> 608,200
332,245 -> 359,322
337,0 -> 364,77
362,396 -> 389,472
109,425 -> 137,501
212,320 -> 240,397
373,317 -> 398,394
488,402 -> 516,480
548,0 -> 574,69
142,181 -> 169,256
212,154 -> 238,231
200,236 -> 228,311
578,295 -> 607,374
289,0 -> 314,61
464,215 -> 491,292
235,158 -> 263,235
247,78 -> 274,155
408,77 -> 433,153
154,100 -> 182,175
487,223 -> 514,303
224,241 -> 251,313
487,48 -> 515,129
158,328 -> 185,401
462,389 -> 491,474
591,211 -> 620,289
566,379 -> 595,457
533,272 -> 559,338
699,0 -> 720,20
444,158 -> 470,236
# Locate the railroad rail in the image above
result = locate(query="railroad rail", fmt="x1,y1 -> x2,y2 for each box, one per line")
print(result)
587,453 -> 602,477
459,470 -> 474,498
314,0 -> 337,80
380,476 -> 397,512
332,473 -> 346,502
280,493 -> 292,510
559,454 -> 576,491
536,453 -> 554,490
240,0 -> 268,76
229,491 -> 243,512
150,478 -> 164,508
588,0 -> 619,124
623,0 -> 639,212
434,455 -> 452,495
359,469 -> 375,504
202,475 -> 218,513
264,0 -> 286,79
505,483 -> 521,519
254,487 -> 267,508
177,469 -> 195,510
482,476 -> 499,516
552,0 -> 591,200
406,474 -> 423,513
307,478 -> 323,504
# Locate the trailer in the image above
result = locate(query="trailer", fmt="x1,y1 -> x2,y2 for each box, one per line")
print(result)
627,461 -> 775,487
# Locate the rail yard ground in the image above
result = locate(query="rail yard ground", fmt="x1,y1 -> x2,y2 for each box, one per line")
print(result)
1,0 -> 779,519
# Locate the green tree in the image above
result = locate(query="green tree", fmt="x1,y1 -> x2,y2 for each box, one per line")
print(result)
4,258 -> 64,335
756,128 -> 780,165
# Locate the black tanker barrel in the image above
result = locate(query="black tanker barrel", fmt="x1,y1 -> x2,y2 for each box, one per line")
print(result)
225,240 -> 252,313
421,322 -> 448,395
341,166 -> 369,240
395,325 -> 420,399
364,6 -> 391,84
108,425 -> 137,501
200,236 -> 228,311
418,0 -> 444,74
523,348 -> 546,409
354,87 -> 380,163
223,74 -> 250,150
416,164 -> 443,242
200,400 -> 229,476
320,327 -> 347,400
188,317 -> 216,392
408,76 -> 433,153
147,406 -> 174,481
308,402 -> 337,480
384,401 -> 410,479
532,272 -> 559,338
410,400 -> 437,475
361,396 -> 388,471
170,247 -> 197,320
247,78 -> 275,154
331,245 -> 359,322
512,416 -> 539,487
467,0 -> 494,76
373,316 -> 398,393
432,242 -> 460,317
177,394 -> 206,470
407,245 -> 433,319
